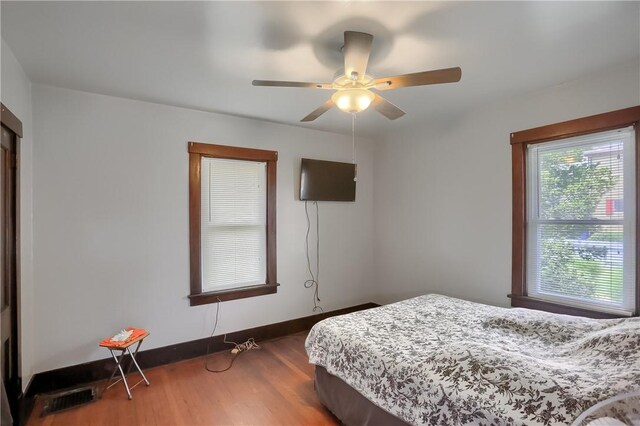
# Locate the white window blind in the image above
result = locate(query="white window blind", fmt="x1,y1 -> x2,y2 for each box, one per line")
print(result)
526,127 -> 636,315
201,157 -> 267,292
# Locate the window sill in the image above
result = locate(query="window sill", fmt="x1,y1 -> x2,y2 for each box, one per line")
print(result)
508,294 -> 633,319
189,283 -> 279,306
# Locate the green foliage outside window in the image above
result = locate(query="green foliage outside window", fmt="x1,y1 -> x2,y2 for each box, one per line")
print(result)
538,148 -> 618,300
540,149 -> 616,220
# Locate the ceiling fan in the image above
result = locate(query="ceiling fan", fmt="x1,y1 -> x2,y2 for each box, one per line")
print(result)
252,31 -> 462,122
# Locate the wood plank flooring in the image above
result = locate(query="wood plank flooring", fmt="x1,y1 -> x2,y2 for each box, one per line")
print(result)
27,332 -> 339,426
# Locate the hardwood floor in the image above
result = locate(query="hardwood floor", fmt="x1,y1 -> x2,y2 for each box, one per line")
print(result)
27,332 -> 339,426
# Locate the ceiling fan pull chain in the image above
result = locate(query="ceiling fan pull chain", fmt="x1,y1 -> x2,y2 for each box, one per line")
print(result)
352,113 -> 357,182
351,113 -> 356,163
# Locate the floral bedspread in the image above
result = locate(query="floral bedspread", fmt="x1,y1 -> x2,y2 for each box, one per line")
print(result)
305,294 -> 640,425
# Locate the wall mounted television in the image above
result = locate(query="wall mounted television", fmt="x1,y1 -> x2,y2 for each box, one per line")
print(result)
299,158 -> 356,202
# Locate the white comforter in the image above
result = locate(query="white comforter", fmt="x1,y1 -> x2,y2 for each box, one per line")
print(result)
305,294 -> 640,425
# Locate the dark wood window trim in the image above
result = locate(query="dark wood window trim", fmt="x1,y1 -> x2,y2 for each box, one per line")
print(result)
1,102 -> 23,422
1,103 -> 23,138
188,142 -> 278,306
510,106 -> 640,318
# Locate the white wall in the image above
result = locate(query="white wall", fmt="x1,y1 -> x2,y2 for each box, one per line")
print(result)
373,59 -> 640,307
1,39 -> 35,391
19,50 -> 640,376
31,85 -> 375,373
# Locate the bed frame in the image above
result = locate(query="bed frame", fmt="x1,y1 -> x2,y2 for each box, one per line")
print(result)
315,366 -> 407,426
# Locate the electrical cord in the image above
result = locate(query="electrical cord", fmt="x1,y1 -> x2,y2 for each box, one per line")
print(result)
205,346 -> 240,373
204,298 -> 260,373
304,200 -> 323,313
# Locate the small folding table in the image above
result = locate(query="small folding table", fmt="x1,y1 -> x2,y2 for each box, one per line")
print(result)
99,329 -> 150,399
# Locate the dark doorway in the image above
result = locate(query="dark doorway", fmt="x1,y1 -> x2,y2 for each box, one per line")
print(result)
1,103 -> 22,425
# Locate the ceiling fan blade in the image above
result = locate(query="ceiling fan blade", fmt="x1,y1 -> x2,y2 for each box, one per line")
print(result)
252,80 -> 332,89
343,31 -> 373,80
301,98 -> 335,122
374,67 -> 462,90
371,94 -> 406,120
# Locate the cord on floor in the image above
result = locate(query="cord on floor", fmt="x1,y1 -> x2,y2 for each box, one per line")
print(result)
204,298 -> 260,373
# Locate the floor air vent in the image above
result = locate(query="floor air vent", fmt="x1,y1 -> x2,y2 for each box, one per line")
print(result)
41,386 -> 97,416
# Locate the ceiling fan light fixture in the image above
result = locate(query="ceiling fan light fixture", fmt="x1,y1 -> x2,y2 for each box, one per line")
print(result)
253,30 -> 461,122
331,88 -> 375,113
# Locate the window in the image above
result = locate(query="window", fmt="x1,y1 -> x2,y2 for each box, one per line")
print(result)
511,106 -> 640,318
188,142 -> 278,306
527,129 -> 635,314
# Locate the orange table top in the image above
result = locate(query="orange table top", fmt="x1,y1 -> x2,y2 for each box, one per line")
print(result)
99,328 -> 149,349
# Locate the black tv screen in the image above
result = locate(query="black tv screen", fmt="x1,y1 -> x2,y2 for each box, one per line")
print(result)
299,158 -> 356,202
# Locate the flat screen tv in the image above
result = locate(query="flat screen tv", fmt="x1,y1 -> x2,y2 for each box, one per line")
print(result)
299,158 -> 356,202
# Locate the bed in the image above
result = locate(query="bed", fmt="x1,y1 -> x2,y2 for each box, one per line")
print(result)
305,294 -> 640,425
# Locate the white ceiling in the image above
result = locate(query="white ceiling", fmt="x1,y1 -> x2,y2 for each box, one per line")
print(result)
2,1 -> 639,138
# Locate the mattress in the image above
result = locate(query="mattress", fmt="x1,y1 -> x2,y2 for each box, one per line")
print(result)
305,294 -> 640,425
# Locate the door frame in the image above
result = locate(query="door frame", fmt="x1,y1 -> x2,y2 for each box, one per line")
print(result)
1,102 -> 23,422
